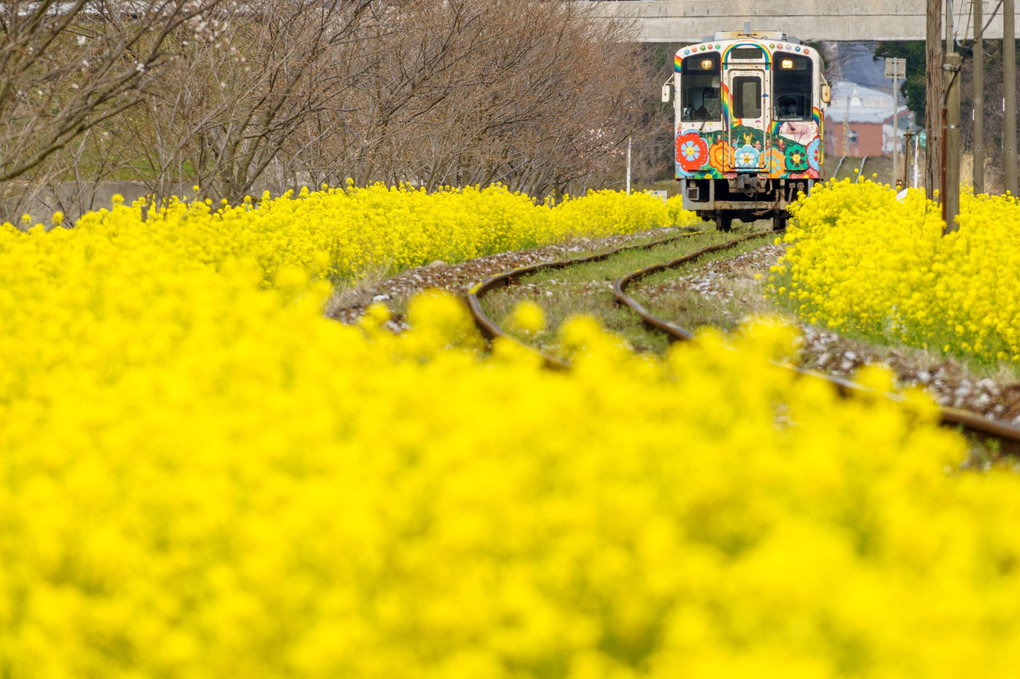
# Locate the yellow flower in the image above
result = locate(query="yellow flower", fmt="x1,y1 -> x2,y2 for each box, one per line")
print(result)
4,182 -> 1015,678
775,180 -> 1020,365
510,300 -> 546,335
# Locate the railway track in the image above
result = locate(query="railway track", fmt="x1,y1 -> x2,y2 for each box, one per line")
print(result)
466,228 -> 707,369
468,227 -> 1020,456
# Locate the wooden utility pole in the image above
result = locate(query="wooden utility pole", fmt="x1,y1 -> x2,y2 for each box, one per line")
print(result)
925,0 -> 943,197
1005,0 -> 1017,195
943,0 -> 961,231
945,52 -> 962,232
893,69 -> 899,187
974,0 -> 984,193
890,58 -> 903,187
885,58 -> 906,186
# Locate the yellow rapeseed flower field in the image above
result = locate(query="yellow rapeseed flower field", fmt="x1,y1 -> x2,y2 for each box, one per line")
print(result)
771,179 -> 1020,366
3,186 -> 1020,677
62,183 -> 692,288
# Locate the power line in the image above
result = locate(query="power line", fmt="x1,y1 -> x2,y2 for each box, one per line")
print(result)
943,1 -> 1003,106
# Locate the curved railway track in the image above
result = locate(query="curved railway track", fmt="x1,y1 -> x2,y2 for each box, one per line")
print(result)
467,228 -> 706,370
468,227 -> 1020,456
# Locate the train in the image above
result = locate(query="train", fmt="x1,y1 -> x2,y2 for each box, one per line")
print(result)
665,29 -> 830,231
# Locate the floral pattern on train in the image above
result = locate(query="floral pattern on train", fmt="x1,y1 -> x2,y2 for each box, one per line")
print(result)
675,121 -> 822,180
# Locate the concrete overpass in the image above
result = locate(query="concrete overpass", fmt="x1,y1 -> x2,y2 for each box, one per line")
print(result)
584,0 -> 1018,42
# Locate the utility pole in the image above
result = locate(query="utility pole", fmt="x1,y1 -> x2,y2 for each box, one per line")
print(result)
914,134 -> 921,187
974,0 -> 985,193
844,95 -> 850,156
886,57 -> 906,188
942,0 -> 953,209
1005,0 -> 1017,195
943,0 -> 961,231
894,74 -> 899,188
946,0 -> 953,50
925,0 -> 943,197
904,131 -> 915,187
626,135 -> 632,195
945,52 -> 962,232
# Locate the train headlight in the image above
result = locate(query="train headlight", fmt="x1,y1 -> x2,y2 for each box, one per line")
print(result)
780,59 -> 794,69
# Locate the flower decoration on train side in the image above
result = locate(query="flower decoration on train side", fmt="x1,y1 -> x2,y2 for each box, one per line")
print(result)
708,140 -> 733,174
734,144 -> 760,170
785,143 -> 809,172
675,164 -> 699,179
806,136 -> 822,172
676,131 -> 709,172
765,147 -> 786,178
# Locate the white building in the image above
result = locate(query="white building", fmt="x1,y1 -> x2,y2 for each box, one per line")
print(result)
824,80 -> 914,157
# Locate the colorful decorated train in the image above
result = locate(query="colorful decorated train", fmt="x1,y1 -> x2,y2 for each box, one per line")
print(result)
666,29 -> 830,230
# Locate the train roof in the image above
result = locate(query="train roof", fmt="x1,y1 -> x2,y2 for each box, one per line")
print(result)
683,29 -> 804,47
675,31 -> 818,63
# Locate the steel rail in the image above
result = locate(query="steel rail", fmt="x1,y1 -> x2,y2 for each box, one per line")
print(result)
612,237 -> 1020,456
800,368 -> 1020,455
856,155 -> 869,181
466,229 -> 703,370
611,231 -> 770,341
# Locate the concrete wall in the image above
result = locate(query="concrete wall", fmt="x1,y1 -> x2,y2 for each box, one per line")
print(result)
5,177 -> 311,227
586,1 -> 1016,42
3,181 -> 153,227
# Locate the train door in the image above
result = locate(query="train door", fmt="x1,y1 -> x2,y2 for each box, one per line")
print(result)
725,68 -> 767,172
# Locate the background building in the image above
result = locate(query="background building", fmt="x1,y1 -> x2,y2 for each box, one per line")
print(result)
824,81 -> 914,157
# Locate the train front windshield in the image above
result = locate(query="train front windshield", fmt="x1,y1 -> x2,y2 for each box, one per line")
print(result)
773,52 -> 812,121
680,53 -> 720,122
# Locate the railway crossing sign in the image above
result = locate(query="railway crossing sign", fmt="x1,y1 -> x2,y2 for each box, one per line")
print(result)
885,57 -> 906,79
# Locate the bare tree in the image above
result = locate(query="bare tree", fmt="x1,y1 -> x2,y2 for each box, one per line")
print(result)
2,0 -> 656,219
0,0 -> 224,218
125,0 -> 376,203
294,0 -> 647,196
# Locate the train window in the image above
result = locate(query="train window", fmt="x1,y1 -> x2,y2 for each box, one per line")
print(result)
680,52 -> 720,122
732,76 -> 761,119
773,52 -> 813,121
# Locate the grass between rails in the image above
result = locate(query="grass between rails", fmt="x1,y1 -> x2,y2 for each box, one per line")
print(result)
480,223 -> 777,355
347,226 -> 708,321
478,220 -> 1020,406
626,229 -> 778,335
